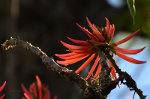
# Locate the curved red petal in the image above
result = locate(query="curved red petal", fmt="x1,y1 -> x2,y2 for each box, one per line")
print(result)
76,23 -> 99,41
105,17 -> 110,28
56,54 -> 90,66
43,87 -> 50,99
67,37 -> 90,45
0,81 -> 6,92
93,64 -> 102,80
21,84 -> 32,99
108,60 -> 117,80
24,93 -> 32,99
86,17 -> 105,41
55,52 -> 77,58
72,49 -> 94,53
36,76 -> 42,99
116,52 -> 146,64
29,83 -> 38,98
61,41 -> 91,50
105,18 -> 115,40
110,24 -> 115,40
56,52 -> 90,60
115,29 -> 140,46
75,53 -> 96,73
0,94 -> 5,99
89,40 -> 106,46
114,46 -> 145,54
105,17 -> 110,37
108,60 -> 120,88
85,56 -> 100,80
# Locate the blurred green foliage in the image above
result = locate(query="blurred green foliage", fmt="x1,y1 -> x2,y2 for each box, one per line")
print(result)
116,0 -> 150,38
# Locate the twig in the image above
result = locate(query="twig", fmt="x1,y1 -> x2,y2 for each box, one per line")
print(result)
104,51 -> 146,99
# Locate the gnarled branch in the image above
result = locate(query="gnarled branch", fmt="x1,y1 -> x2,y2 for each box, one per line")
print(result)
1,37 -> 105,98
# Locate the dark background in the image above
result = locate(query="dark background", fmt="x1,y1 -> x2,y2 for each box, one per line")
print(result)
0,0 -> 150,99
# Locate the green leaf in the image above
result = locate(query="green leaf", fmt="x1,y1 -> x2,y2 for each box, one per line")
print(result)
127,0 -> 136,24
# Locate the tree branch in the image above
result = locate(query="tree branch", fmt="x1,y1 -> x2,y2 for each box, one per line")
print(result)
1,37 -> 96,97
104,51 -> 146,99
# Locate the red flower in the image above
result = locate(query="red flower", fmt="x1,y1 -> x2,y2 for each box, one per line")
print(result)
21,75 -> 57,99
55,17 -> 146,81
0,81 -> 6,99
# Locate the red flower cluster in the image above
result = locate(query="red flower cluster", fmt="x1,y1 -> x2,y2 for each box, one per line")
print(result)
0,81 -> 6,99
21,75 -> 57,99
55,17 -> 146,81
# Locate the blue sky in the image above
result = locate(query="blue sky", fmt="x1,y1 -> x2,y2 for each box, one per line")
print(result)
108,32 -> 150,99
107,0 -> 125,8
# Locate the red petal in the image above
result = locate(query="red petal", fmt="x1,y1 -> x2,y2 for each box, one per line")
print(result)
29,83 -> 38,98
116,52 -> 146,64
105,17 -> 110,28
114,46 -> 145,54
24,93 -> 32,99
0,94 -> 5,99
57,54 -> 90,66
105,17 -> 110,38
75,53 -> 96,73
36,75 -> 42,99
89,40 -> 106,46
55,53 -> 77,58
108,60 -> 120,88
115,29 -> 140,46
93,64 -> 102,80
105,18 -> 115,40
110,24 -> 115,40
108,60 -> 117,80
86,17 -> 105,41
61,41 -> 91,50
0,81 -> 6,92
76,23 -> 99,41
56,52 -> 90,60
85,56 -> 100,80
21,84 -> 32,99
67,37 -> 90,45
72,49 -> 94,53
43,87 -> 50,99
